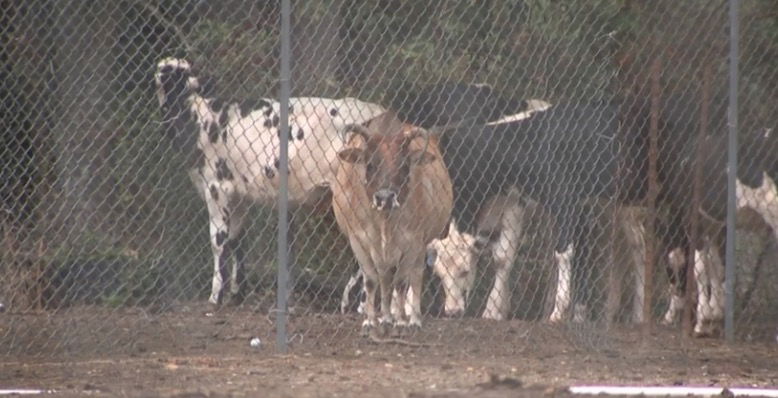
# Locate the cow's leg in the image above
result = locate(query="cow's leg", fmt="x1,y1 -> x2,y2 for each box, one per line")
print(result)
693,247 -> 712,336
225,200 -> 249,305
661,247 -> 687,325
709,244 -> 726,329
340,268 -> 363,314
696,236 -> 725,337
549,243 -> 574,322
361,267 -> 379,335
483,201 -> 523,320
605,252 -> 624,324
204,182 -> 233,308
348,238 -> 378,334
377,264 -> 396,336
391,281 -> 408,328
621,207 -> 648,324
406,253 -> 427,329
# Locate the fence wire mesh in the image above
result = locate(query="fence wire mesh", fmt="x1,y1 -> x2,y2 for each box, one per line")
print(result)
0,0 -> 776,358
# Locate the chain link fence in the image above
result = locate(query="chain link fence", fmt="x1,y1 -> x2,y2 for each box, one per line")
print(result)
0,0 -> 776,358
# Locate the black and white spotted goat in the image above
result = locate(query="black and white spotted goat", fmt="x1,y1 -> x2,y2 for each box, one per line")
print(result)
155,58 -> 386,308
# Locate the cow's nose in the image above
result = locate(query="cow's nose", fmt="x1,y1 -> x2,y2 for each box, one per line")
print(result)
373,190 -> 398,210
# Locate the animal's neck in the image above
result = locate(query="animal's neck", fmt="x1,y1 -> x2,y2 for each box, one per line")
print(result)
188,95 -> 213,126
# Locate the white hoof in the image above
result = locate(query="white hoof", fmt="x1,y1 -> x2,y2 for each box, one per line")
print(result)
482,308 -> 505,321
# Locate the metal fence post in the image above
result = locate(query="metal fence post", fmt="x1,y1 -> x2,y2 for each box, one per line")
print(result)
725,0 -> 740,343
276,0 -> 291,354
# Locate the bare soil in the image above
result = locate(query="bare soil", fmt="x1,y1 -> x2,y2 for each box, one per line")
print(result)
1,304 -> 777,397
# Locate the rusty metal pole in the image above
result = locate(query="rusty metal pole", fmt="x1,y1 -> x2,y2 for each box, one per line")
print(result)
644,57 -> 661,331
683,64 -> 712,337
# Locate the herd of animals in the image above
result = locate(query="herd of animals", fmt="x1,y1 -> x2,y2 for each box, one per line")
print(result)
155,57 -> 778,340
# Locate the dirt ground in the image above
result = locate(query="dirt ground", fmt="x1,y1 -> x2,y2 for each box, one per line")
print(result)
1,304 -> 777,397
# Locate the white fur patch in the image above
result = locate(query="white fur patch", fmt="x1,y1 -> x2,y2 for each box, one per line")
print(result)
486,99 -> 552,126
549,244 -> 574,322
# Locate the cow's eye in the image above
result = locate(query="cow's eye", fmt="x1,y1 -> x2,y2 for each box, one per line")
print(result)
366,163 -> 376,175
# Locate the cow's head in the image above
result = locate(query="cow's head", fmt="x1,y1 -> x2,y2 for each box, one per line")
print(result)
428,221 -> 478,317
155,58 -> 201,142
338,120 -> 437,212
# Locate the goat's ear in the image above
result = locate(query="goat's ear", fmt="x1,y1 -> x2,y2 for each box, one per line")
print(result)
408,150 -> 436,166
338,148 -> 366,164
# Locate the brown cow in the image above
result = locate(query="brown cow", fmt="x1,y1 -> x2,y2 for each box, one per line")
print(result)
331,112 -> 453,336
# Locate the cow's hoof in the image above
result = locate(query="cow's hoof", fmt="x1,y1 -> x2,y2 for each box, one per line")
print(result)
227,293 -> 245,307
361,319 -> 376,337
693,321 -> 721,338
405,318 -> 422,334
548,311 -> 565,323
205,301 -> 221,316
390,324 -> 405,338
482,310 -> 504,321
375,320 -> 392,338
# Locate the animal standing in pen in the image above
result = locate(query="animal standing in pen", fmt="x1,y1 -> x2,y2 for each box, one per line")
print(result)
398,84 -> 778,336
391,83 -> 654,323
658,124 -> 778,337
331,112 -> 452,335
154,58 -> 386,309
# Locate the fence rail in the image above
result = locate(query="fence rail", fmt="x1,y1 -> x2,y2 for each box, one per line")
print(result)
1,0 -> 777,357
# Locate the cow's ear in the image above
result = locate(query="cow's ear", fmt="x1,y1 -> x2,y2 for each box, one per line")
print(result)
408,150 -> 436,166
338,148 -> 366,164
425,247 -> 438,267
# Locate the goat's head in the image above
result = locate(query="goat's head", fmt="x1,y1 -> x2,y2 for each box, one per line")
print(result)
338,117 -> 436,212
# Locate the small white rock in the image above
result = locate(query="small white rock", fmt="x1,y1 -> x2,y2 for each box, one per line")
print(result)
250,337 -> 261,348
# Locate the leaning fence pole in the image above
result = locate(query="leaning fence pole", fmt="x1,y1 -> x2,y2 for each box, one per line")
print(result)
276,0 -> 291,354
725,0 -> 740,343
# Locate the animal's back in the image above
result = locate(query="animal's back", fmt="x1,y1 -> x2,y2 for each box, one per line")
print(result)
213,97 -> 386,203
